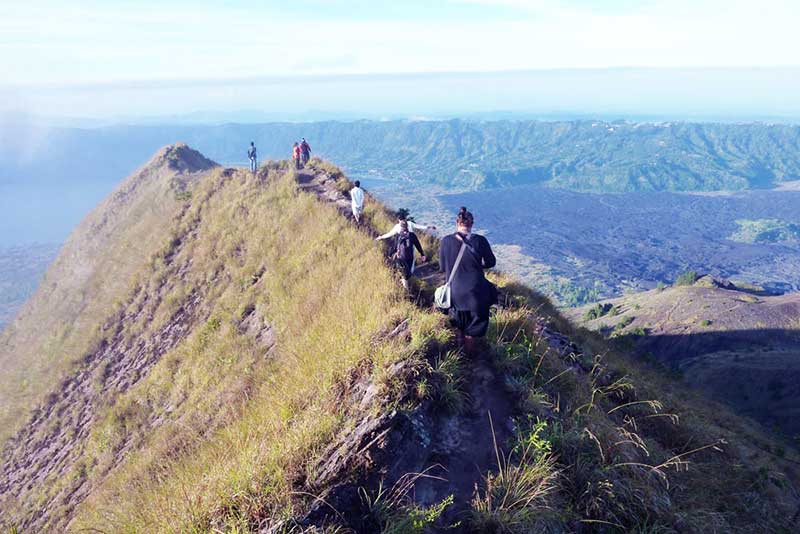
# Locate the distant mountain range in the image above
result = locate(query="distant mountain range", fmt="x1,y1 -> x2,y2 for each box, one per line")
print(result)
3,119 -> 800,193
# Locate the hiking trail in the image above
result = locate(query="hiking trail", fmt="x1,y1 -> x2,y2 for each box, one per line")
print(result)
280,164 -> 584,530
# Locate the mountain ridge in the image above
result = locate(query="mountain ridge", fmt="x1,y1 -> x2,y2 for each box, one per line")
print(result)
0,143 -> 218,445
1,148 -> 799,532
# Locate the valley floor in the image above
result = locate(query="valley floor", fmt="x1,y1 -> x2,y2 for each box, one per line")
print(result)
359,175 -> 800,306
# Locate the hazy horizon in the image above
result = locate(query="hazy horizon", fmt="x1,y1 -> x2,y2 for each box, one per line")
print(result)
4,67 -> 800,125
3,0 -> 800,122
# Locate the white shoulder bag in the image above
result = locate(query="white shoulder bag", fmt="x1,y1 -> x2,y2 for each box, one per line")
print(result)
434,240 -> 467,310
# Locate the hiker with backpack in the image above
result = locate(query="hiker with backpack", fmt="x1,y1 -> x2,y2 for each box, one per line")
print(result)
247,141 -> 257,173
376,210 -> 436,276
350,180 -> 365,224
292,142 -> 302,169
394,220 -> 426,290
437,206 -> 496,354
300,138 -> 311,165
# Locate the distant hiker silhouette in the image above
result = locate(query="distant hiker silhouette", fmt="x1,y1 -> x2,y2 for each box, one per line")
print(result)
438,206 -> 496,354
292,142 -> 302,169
350,180 -> 365,224
247,141 -> 257,173
300,138 -> 311,165
394,220 -> 426,290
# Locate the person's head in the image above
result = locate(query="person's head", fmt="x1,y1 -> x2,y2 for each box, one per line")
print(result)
354,180 -> 360,188
293,142 -> 298,146
399,220 -> 409,233
456,206 -> 474,233
250,141 -> 255,146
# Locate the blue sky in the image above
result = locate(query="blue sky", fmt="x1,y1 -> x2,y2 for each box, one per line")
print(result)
1,0 -> 799,118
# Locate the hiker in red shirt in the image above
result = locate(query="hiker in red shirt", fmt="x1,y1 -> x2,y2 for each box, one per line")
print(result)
292,142 -> 302,169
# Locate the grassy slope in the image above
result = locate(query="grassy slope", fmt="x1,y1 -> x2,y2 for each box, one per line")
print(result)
0,144 -> 216,445
80,162 -> 799,533
567,280 -> 800,438
1,153 -> 798,532
478,282 -> 800,532
66,163 -> 444,532
568,279 -> 800,336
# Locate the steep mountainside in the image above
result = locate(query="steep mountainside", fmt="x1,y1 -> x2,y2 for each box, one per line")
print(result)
4,120 -> 800,193
0,144 -> 217,445
568,276 -> 800,438
1,150 -> 799,533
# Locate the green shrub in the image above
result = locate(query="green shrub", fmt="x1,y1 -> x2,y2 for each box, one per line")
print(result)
629,326 -> 647,337
470,419 -> 558,532
614,316 -> 635,333
431,351 -> 469,414
583,303 -> 613,321
675,271 -> 699,286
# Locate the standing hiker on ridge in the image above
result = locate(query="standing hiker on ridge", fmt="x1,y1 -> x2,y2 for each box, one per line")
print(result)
350,180 -> 365,225
394,220 -> 426,290
247,141 -> 257,173
300,138 -> 311,166
292,142 -> 302,169
438,206 -> 496,355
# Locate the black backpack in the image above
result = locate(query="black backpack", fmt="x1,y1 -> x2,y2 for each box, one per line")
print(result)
395,232 -> 413,262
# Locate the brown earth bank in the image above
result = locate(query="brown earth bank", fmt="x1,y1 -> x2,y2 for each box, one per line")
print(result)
1,149 -> 799,533
568,276 -> 800,440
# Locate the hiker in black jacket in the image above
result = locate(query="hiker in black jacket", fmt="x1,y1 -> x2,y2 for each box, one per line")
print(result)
247,141 -> 257,173
394,220 -> 426,290
300,138 -> 311,165
438,206 -> 496,352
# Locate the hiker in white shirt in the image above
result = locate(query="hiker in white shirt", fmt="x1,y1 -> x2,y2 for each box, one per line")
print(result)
375,212 -> 437,241
376,211 -> 436,275
350,180 -> 365,224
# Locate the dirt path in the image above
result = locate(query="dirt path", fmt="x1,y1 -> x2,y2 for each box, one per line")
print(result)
290,166 -> 528,527
296,166 -> 445,283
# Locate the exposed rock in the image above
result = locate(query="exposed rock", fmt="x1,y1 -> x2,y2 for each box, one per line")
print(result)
239,305 -> 275,353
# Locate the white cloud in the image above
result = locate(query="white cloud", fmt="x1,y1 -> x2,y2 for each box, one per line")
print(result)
1,0 -> 798,86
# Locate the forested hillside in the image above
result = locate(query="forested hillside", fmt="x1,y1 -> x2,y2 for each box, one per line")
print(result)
4,120 -> 800,193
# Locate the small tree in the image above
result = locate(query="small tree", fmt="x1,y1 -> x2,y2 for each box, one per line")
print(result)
675,271 -> 699,286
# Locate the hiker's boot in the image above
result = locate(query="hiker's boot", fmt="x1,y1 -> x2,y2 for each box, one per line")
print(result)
454,330 -> 465,349
464,335 -> 476,357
